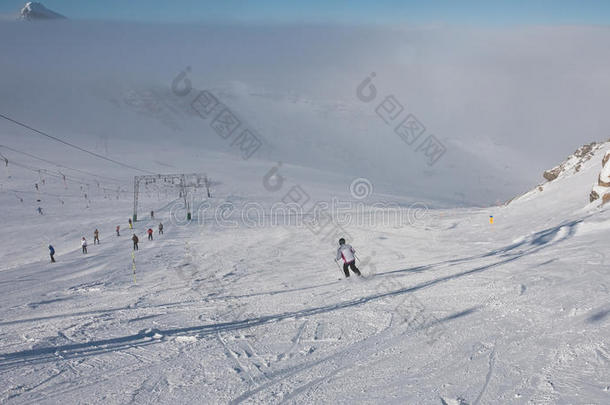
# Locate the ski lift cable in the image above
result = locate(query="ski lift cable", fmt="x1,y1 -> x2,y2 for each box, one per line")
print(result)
1,148 -> 123,188
10,160 -> 88,185
0,113 -> 155,174
3,188 -> 82,199
4,153 -> 128,189
0,144 -> 127,184
6,157 -> 131,197
8,159 -> 91,186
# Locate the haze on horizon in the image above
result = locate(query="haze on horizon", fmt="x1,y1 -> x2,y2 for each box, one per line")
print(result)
1,1 -> 610,205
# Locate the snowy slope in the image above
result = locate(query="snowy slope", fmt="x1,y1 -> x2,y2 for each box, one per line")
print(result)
0,132 -> 608,404
1,18 -> 609,405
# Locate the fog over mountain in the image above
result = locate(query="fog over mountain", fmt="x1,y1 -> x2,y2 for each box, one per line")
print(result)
1,20 -> 609,205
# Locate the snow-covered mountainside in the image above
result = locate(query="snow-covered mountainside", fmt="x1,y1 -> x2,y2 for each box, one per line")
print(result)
0,124 -> 608,403
509,140 -> 610,206
19,2 -> 66,20
542,142 -> 605,183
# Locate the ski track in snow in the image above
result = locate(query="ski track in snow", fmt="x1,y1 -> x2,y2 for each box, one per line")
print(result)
1,149 -> 610,404
1,216 -> 608,404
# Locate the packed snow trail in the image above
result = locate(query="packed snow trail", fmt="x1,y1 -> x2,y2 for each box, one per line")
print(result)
1,198 -> 609,403
1,140 -> 609,403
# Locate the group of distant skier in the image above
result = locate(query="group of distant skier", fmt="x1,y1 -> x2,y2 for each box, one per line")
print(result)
47,210 -> 164,262
50,231 -> 359,279
46,209 -> 360,279
131,224 -> 162,251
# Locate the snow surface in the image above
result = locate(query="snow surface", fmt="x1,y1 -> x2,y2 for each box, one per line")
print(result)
0,130 -> 608,404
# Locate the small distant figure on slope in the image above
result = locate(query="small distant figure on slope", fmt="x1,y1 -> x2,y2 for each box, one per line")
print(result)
150,210 -> 154,219
147,228 -> 153,241
128,218 -> 133,229
37,206 -> 43,215
132,234 -> 139,251
116,225 -> 120,236
94,229 -> 100,245
49,245 -> 55,263
81,237 -> 88,254
158,222 -> 163,235
336,238 -> 361,278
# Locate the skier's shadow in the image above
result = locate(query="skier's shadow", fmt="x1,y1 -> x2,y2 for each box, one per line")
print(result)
0,219 -> 583,370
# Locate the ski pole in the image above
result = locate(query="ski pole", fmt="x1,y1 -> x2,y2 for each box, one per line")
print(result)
335,260 -> 344,278
354,253 -> 361,263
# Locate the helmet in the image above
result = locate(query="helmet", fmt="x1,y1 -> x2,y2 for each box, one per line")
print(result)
338,238 -> 345,245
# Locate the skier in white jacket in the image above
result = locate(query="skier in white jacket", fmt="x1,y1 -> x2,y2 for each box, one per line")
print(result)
336,238 -> 361,278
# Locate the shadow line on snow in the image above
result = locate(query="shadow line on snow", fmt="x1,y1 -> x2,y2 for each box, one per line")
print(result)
587,309 -> 609,323
375,218 -> 582,278
202,219 -> 583,302
0,249 -> 554,369
0,218 -> 582,325
0,218 -> 581,369
205,280 -> 341,301
0,280 -> 341,326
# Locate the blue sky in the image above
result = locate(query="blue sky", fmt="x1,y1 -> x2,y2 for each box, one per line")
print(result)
2,0 -> 610,25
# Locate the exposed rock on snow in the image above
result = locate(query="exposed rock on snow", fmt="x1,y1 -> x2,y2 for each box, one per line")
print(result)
20,2 -> 66,20
543,166 -> 562,182
508,140 -> 610,207
590,150 -> 610,204
543,142 -> 602,182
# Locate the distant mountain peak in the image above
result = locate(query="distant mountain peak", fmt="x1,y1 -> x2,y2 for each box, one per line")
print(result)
20,2 -> 66,20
